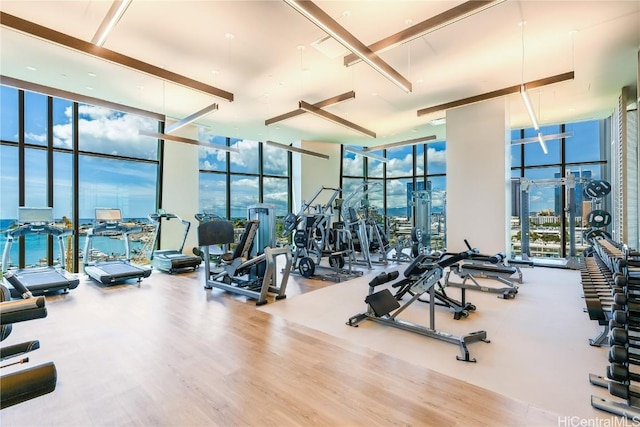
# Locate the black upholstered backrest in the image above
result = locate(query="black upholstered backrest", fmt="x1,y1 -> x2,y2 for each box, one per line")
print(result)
0,284 -> 12,341
198,220 -> 235,246
230,220 -> 259,259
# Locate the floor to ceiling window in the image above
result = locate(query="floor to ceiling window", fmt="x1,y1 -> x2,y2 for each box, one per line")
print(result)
341,140 -> 447,251
198,131 -> 292,240
0,84 -> 161,272
510,119 -> 608,259
342,118 -> 606,258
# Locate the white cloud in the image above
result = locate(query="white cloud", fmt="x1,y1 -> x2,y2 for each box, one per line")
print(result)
342,155 -> 363,176
77,105 -> 158,159
427,147 -> 446,164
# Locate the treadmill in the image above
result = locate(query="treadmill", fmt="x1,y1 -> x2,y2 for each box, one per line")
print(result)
83,208 -> 152,285
148,210 -> 201,274
1,207 -> 79,298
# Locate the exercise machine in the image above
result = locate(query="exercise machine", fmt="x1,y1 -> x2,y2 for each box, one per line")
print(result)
148,210 -> 201,274
444,240 -> 530,299
83,208 -> 152,285
340,182 -> 391,268
347,248 -> 490,362
391,252 -> 477,320
1,271 -> 57,409
518,175 -> 588,269
284,186 -> 362,282
198,206 -> 292,305
410,188 -> 432,256
1,207 -> 79,298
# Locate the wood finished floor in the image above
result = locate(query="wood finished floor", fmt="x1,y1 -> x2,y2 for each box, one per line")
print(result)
0,267 -> 560,426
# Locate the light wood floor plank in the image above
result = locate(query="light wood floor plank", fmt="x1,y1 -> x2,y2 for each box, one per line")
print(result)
0,268 -> 560,426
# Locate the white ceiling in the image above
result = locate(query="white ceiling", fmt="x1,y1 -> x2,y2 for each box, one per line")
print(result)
1,1 -> 639,147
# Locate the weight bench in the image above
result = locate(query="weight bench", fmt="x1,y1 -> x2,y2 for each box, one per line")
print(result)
444,252 -> 521,299
347,249 -> 490,362
393,253 -> 476,320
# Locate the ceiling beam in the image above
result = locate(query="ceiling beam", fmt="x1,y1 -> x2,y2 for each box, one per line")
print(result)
265,91 -> 355,126
0,12 -> 234,102
417,71 -> 575,117
283,0 -> 411,93
265,140 -> 330,160
1,75 -> 165,120
344,0 -> 505,67
299,100 -> 376,138
165,103 -> 219,134
139,130 -> 239,152
365,135 -> 437,151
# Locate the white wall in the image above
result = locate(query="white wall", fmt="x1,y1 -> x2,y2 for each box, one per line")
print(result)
445,98 -> 510,254
292,140 -> 341,215
160,126 -> 200,254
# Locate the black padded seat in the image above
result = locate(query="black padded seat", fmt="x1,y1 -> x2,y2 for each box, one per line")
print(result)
460,263 -> 517,275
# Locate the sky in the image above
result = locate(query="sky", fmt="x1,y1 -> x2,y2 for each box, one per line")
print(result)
1,85 -> 605,220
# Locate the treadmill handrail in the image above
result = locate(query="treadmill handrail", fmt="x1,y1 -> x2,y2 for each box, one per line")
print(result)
148,212 -> 191,257
2,225 -> 73,273
5,224 -> 72,238
84,222 -> 141,265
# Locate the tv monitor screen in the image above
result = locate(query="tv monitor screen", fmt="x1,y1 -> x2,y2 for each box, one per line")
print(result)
18,207 -> 54,224
95,208 -> 122,223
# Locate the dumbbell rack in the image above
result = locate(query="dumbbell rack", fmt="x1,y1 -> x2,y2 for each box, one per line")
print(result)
588,238 -> 640,418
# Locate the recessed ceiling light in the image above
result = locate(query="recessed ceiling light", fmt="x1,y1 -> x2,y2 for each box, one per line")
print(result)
225,32 -> 235,40
88,72 -> 97,77
342,10 -> 351,18
26,66 -> 36,71
86,86 -> 94,91
405,19 -> 413,26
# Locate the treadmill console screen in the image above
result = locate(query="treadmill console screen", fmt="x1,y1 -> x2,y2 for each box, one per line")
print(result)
95,208 -> 122,223
18,207 -> 54,224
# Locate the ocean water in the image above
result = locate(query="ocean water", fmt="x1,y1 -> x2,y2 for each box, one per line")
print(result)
0,219 -> 147,269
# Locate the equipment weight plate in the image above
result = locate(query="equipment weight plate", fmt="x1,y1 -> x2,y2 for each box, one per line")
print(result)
587,210 -> 612,228
329,254 -> 345,269
583,228 -> 611,243
283,213 -> 298,233
298,257 -> 315,278
584,180 -> 611,199
293,230 -> 308,248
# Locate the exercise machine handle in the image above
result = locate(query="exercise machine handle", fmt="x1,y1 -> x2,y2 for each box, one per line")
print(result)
3,271 -> 33,299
